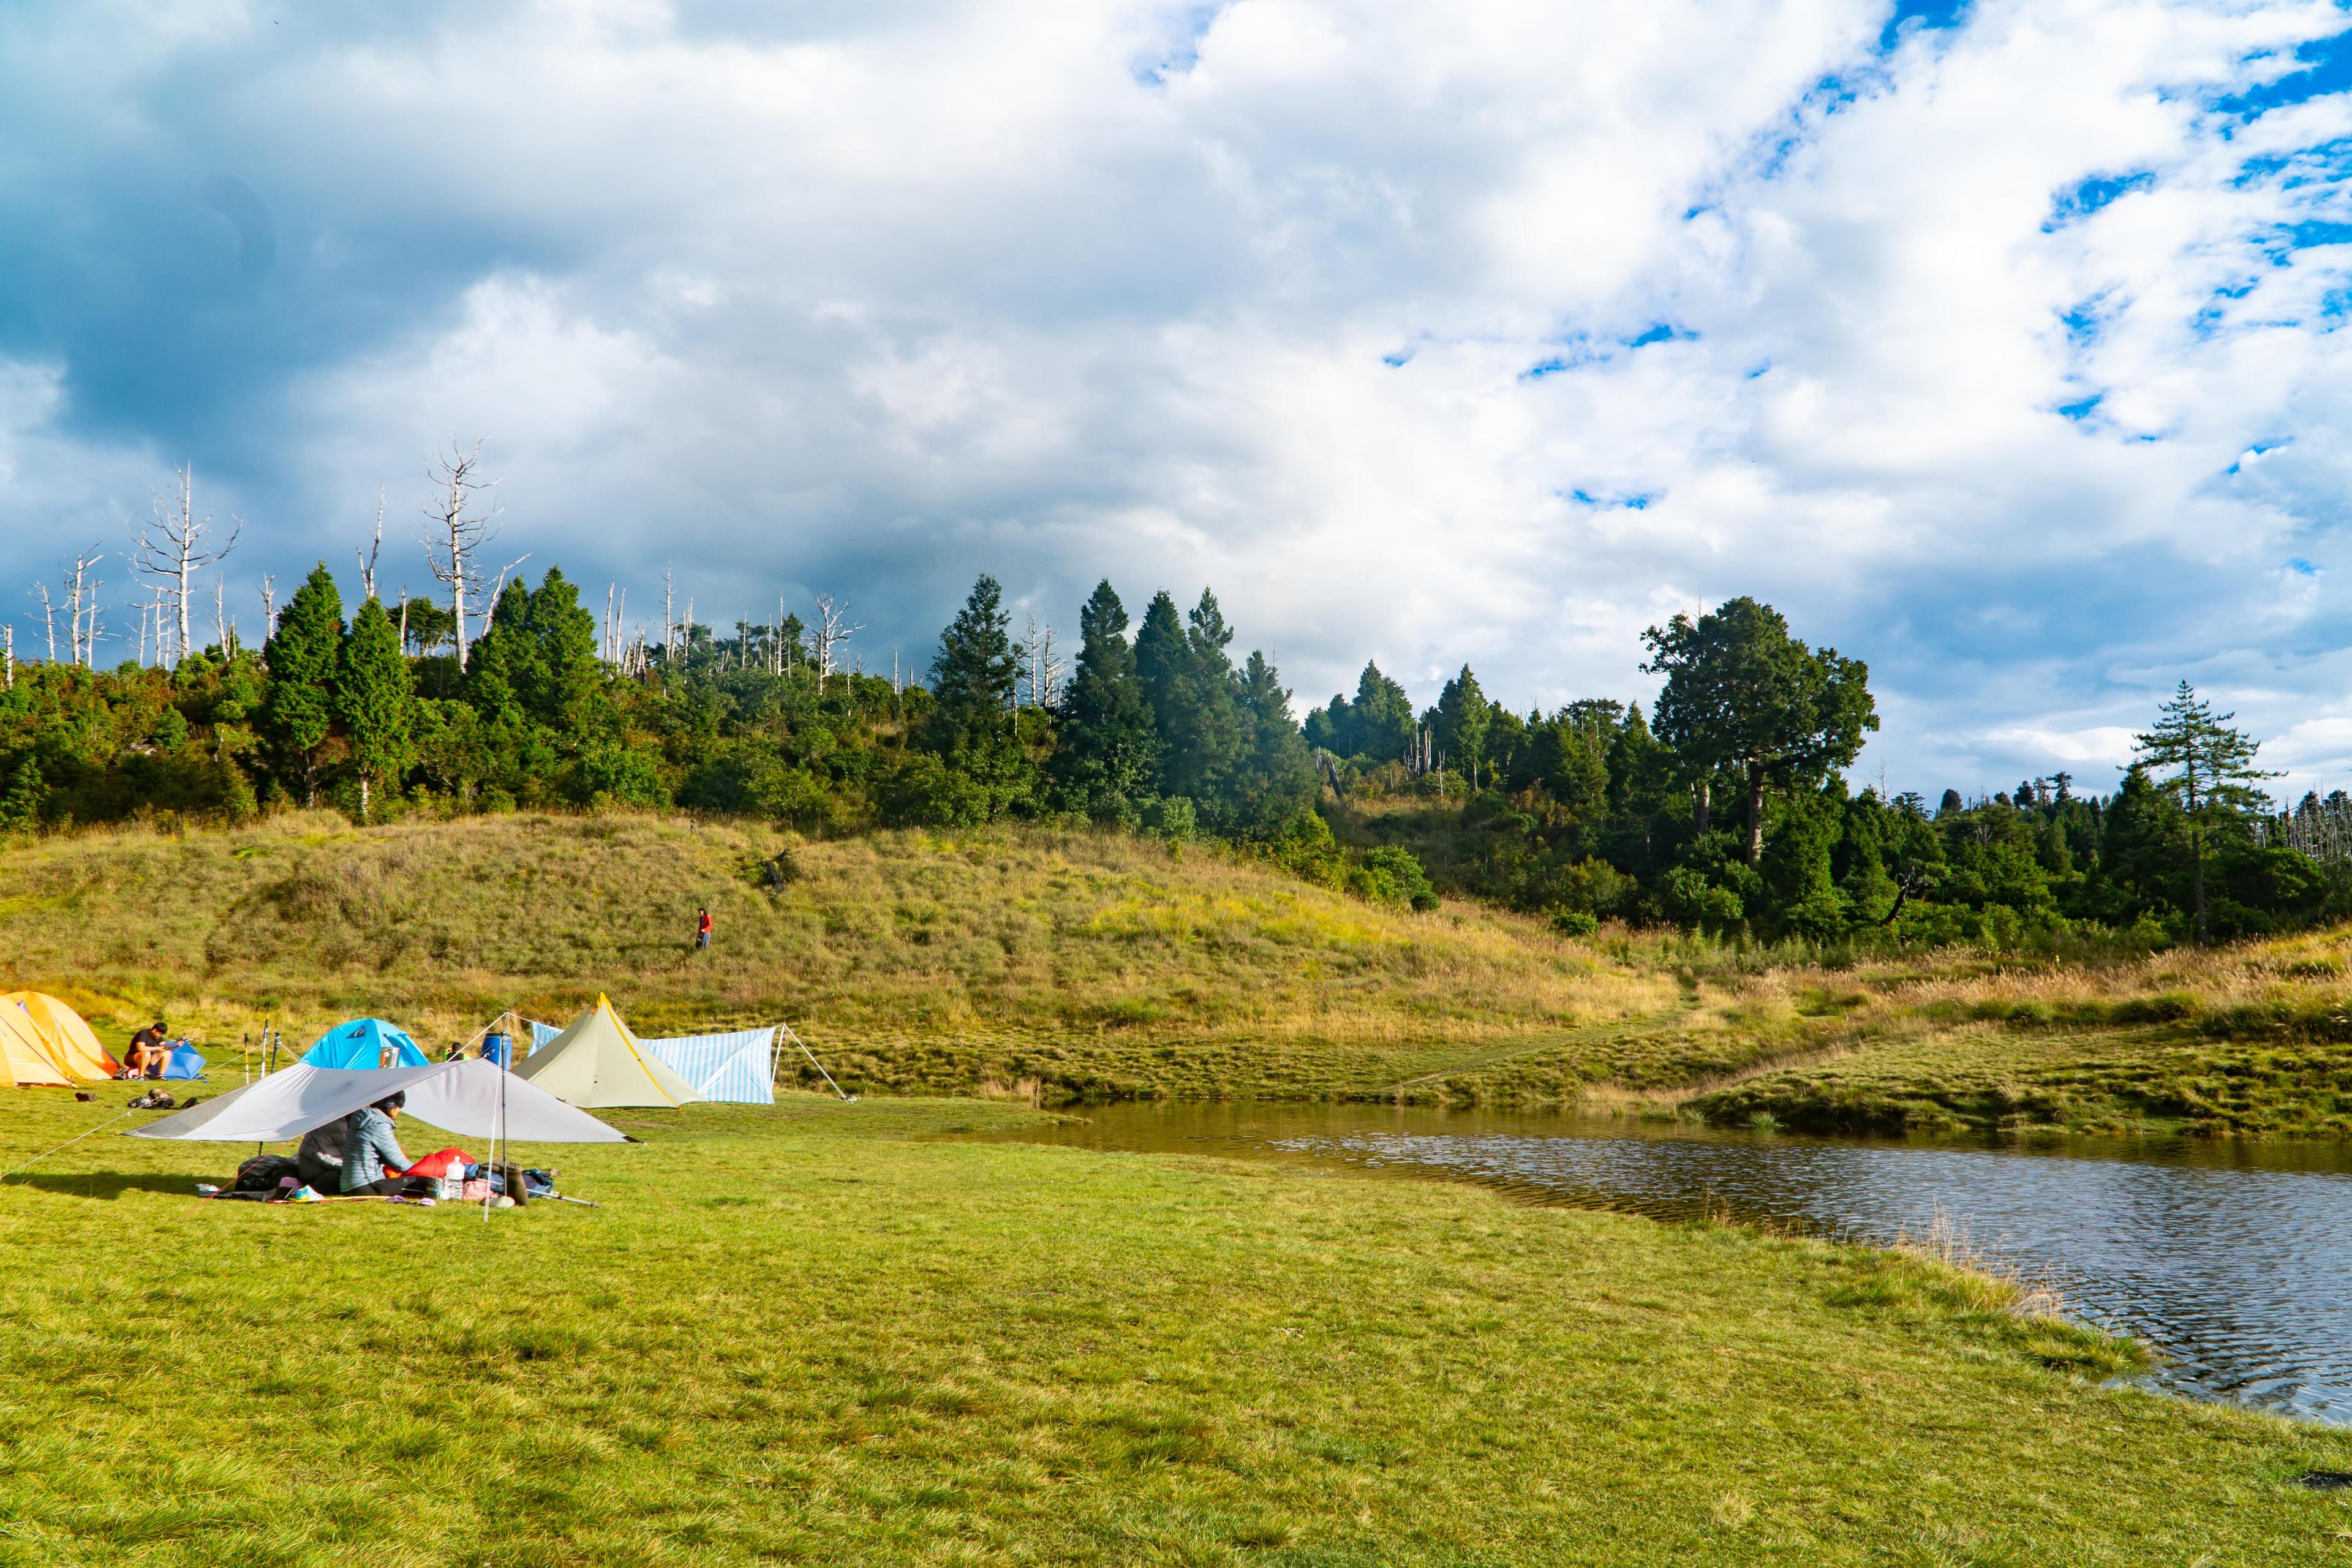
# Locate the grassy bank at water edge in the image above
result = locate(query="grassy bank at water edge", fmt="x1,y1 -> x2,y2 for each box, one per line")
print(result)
1,1089 -> 2349,1564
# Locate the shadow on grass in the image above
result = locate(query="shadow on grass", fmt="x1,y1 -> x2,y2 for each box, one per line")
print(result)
2,1170 -> 221,1200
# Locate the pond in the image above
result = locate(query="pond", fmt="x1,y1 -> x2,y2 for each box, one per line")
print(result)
989,1100 -> 2352,1425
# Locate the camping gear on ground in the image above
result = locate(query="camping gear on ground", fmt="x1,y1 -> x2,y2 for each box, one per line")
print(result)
300,1018 -> 429,1071
0,1003 -> 70,1088
233,1153 -> 302,1194
127,1088 -> 176,1109
512,995 -> 705,1109
160,1043 -> 205,1080
405,1147 -> 471,1178
5,993 -> 121,1081
127,1058 -> 630,1145
641,1027 -> 777,1106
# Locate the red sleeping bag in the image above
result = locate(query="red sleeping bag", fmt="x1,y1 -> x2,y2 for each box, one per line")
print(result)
404,1147 -> 472,1178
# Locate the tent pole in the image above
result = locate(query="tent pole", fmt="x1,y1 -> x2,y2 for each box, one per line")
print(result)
783,1020 -> 853,1101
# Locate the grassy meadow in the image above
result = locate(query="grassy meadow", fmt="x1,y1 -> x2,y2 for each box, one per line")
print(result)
12,811 -> 2352,1135
0,811 -> 1792,1101
4,1088 -> 2351,1566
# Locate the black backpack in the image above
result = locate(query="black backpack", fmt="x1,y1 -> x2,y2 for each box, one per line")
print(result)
233,1153 -> 303,1194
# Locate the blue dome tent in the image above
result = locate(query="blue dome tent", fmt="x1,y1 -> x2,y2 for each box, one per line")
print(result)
300,1017 -> 430,1070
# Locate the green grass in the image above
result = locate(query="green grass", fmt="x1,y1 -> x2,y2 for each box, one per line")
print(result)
21,810 -> 2352,1136
3,1089 -> 2348,1565
1695,1019 -> 2352,1137
0,811 -> 1792,1102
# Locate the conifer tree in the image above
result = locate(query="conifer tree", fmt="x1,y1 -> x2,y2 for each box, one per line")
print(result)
2133,680 -> 2275,944
1049,579 -> 1157,821
0,756 -> 45,835
929,573 -> 1020,737
1346,662 -> 1415,763
1434,665 -> 1491,790
335,596 -> 412,821
261,563 -> 344,806
1228,648 -> 1316,834
519,567 -> 601,731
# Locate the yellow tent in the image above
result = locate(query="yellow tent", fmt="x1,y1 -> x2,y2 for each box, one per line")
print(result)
513,994 -> 704,1109
6,992 -> 120,1082
0,1002 -> 69,1087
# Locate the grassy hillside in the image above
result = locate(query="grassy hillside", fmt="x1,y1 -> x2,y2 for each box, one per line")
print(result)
11,810 -> 2352,1132
0,811 -> 1793,1100
2,1091 -> 2346,1565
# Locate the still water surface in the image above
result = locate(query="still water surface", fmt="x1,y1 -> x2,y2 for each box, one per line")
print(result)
994,1101 -> 2352,1425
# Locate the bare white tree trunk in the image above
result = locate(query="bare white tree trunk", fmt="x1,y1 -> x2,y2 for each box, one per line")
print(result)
2,625 -> 11,688
213,575 -> 230,656
662,567 -> 675,663
64,548 -> 103,666
810,595 -> 862,695
420,439 -> 501,670
131,464 -> 241,668
603,581 -> 616,662
356,486 -> 385,601
1038,623 -> 1065,709
259,575 -> 278,643
34,584 -> 55,662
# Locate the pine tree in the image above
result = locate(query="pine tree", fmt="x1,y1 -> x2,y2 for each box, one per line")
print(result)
519,567 -> 601,731
1434,664 -> 1491,791
0,756 -> 45,835
929,574 -> 1020,737
1049,579 -> 1158,822
1346,662 -> 1415,763
2133,680 -> 2276,944
336,596 -> 412,821
1227,648 -> 1316,834
261,563 -> 344,806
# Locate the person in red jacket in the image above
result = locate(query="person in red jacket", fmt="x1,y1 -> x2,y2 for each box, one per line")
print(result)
695,907 -> 712,951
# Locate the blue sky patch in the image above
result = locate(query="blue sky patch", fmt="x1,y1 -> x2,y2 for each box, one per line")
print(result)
2043,171 -> 2153,231
1627,322 -> 1697,349
2216,28 -> 2352,117
2056,393 -> 2105,421
1879,0 -> 1971,53
2289,557 -> 2321,576
1567,488 -> 1660,510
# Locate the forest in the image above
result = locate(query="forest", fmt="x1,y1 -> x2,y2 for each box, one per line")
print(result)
0,557 -> 2338,950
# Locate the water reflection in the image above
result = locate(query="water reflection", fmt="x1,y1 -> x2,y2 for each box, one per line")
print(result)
998,1102 -> 2352,1425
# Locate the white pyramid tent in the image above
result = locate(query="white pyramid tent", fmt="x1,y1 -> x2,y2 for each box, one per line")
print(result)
513,994 -> 706,1109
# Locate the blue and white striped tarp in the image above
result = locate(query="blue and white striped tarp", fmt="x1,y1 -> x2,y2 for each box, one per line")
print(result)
528,1019 -> 562,1053
641,1028 -> 776,1105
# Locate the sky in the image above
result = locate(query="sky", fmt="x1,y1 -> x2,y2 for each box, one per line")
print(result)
6,0 -> 2352,802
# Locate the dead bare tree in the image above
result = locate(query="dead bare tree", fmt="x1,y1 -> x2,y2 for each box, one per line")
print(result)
603,581 -> 616,662
420,440 -> 502,669
356,486 -> 385,601
2,625 -> 12,688
662,567 -> 676,662
810,595 -> 863,694
32,585 -> 55,663
213,575 -> 233,657
130,464 -> 240,668
258,575 -> 277,643
59,546 -> 105,666
476,554 -> 532,643
1037,622 -> 1065,709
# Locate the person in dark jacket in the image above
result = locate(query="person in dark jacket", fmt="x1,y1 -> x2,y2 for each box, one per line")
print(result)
295,1116 -> 347,1194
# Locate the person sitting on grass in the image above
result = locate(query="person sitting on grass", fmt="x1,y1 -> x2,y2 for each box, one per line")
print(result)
340,1091 -> 426,1197
121,1022 -> 170,1080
